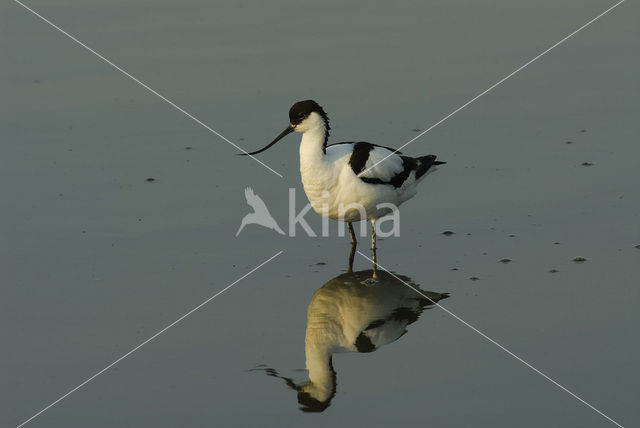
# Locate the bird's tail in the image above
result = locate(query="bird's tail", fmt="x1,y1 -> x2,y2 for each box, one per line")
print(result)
416,155 -> 446,179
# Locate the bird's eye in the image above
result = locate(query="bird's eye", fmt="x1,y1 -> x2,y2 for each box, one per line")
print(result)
297,112 -> 305,118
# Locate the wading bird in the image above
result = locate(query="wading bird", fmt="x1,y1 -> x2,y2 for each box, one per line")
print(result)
242,100 -> 445,272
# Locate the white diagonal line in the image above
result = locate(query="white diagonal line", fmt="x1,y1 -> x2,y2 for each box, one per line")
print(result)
15,251 -> 284,428
357,251 -> 625,428
360,0 -> 625,177
13,0 -> 283,179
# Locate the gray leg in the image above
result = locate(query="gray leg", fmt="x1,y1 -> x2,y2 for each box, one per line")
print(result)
346,222 -> 357,273
348,222 -> 357,245
346,242 -> 356,273
371,219 -> 377,278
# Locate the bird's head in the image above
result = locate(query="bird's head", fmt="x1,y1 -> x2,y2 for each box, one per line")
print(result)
288,100 -> 330,133
240,100 -> 330,156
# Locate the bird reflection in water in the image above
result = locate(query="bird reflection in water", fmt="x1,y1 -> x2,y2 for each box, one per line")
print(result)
253,269 -> 449,412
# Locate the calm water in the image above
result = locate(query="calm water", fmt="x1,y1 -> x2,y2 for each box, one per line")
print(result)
2,0 -> 639,427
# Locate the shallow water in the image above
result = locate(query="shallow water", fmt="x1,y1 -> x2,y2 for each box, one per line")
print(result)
2,0 -> 639,427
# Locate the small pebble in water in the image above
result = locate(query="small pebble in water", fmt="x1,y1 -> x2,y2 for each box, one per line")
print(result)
549,268 -> 559,273
581,162 -> 593,166
316,262 -> 326,266
469,276 -> 479,281
565,141 -> 573,144
635,244 -> 640,249
145,178 -> 156,182
554,242 -> 561,245
499,258 -> 512,264
442,230 -> 455,236
184,146 -> 193,150
451,268 -> 459,271
580,129 -> 586,133
508,234 -> 516,237
573,257 -> 587,263
411,128 -> 421,132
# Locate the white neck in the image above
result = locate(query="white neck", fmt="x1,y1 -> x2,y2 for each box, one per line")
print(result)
298,112 -> 327,171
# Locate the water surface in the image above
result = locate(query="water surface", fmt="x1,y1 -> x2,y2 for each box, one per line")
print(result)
2,1 -> 639,427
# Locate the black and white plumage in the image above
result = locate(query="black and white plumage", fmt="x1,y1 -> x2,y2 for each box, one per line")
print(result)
244,100 -> 445,221
242,100 -> 446,263
333,140 -> 444,189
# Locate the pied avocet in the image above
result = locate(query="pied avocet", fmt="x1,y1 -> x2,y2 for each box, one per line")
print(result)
242,100 -> 445,269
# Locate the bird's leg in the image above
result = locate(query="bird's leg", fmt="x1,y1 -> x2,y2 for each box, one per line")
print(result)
346,242 -> 356,273
346,222 -> 357,273
371,219 -> 377,279
348,222 -> 357,245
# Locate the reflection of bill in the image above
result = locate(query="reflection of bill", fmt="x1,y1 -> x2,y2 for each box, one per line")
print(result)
235,187 -> 285,237
253,269 -> 449,412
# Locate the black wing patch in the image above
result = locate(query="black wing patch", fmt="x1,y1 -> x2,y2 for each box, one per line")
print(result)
365,318 -> 387,330
360,154 -> 445,188
363,307 -> 421,332
327,140 -> 401,154
334,141 -> 403,176
329,140 -> 445,188
348,142 -> 375,175
359,156 -> 415,188
354,332 -> 376,353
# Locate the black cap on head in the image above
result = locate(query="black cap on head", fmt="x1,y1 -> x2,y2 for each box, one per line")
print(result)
289,100 -> 330,130
238,100 -> 330,156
